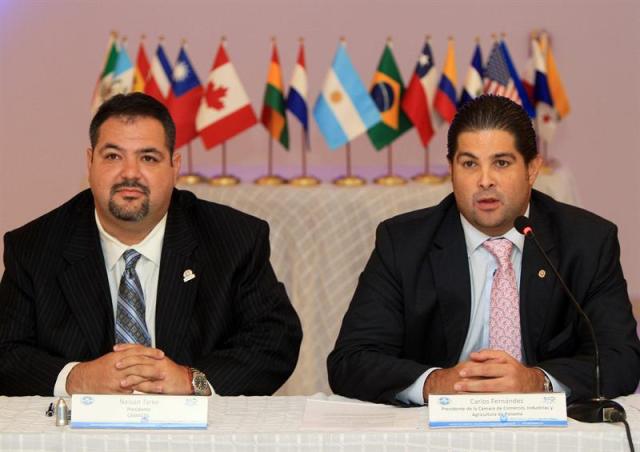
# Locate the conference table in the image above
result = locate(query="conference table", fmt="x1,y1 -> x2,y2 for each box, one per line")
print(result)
1,393 -> 637,451
178,169 -> 579,397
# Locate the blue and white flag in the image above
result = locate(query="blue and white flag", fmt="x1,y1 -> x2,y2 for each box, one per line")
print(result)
459,42 -> 483,108
313,42 -> 381,150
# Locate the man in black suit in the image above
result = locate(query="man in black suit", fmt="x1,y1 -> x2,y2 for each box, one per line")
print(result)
328,95 -> 640,405
0,93 -> 302,396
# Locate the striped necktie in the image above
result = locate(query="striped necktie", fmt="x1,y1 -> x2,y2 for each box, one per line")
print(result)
115,249 -> 151,346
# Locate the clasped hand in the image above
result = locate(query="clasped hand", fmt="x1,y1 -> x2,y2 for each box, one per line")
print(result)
424,349 -> 545,398
66,343 -> 191,395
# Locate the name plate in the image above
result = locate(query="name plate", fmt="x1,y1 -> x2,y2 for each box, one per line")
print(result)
428,393 -> 567,428
70,394 -> 208,429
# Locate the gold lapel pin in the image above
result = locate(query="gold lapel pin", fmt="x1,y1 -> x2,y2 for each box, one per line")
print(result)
183,269 -> 196,282
538,269 -> 546,279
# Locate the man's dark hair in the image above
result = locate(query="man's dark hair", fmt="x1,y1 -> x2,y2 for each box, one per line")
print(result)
446,95 -> 538,164
89,93 -> 176,156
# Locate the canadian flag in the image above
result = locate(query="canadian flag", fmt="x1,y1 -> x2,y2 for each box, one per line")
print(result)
196,39 -> 257,149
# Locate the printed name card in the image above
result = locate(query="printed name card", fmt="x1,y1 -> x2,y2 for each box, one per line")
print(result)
70,394 -> 208,429
428,393 -> 567,428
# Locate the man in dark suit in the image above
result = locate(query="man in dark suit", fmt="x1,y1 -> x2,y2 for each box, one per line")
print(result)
328,95 -> 640,405
0,93 -> 302,396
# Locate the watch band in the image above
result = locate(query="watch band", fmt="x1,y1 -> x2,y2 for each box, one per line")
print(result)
542,373 -> 553,392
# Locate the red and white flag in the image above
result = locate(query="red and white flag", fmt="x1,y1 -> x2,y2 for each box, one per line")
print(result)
196,39 -> 257,149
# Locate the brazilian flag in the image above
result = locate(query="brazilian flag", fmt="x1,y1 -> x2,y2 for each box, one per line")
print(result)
367,42 -> 412,150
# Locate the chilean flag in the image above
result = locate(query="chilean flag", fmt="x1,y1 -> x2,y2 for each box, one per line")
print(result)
401,39 -> 439,148
167,45 -> 203,149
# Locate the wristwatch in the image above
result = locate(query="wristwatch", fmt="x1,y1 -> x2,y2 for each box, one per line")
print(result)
189,368 -> 210,396
542,373 -> 554,393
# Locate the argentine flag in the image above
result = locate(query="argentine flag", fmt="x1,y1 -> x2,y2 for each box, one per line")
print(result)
313,42 -> 381,150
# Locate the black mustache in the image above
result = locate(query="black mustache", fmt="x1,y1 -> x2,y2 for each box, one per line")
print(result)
111,180 -> 150,196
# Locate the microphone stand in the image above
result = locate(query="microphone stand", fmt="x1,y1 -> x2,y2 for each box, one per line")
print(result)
516,217 -> 626,423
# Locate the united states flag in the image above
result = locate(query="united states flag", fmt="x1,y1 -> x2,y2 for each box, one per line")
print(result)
483,41 -> 520,102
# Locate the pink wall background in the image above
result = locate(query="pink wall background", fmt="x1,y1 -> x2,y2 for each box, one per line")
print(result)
1,0 -> 639,299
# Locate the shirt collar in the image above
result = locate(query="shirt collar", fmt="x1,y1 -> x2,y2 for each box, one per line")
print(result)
95,210 -> 167,270
460,205 -> 530,256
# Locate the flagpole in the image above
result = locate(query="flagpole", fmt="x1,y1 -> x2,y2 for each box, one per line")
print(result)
268,136 -> 273,177
374,144 -> 406,186
412,146 -> 444,184
302,130 -> 307,177
255,135 -> 286,185
177,141 -> 206,185
209,141 -> 240,186
334,141 -> 365,186
291,128 -> 320,186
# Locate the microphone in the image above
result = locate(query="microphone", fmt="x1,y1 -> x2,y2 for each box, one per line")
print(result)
514,215 -> 625,423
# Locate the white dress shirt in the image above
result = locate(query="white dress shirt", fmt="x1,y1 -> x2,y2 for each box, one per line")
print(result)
53,211 -> 166,396
397,207 -> 569,404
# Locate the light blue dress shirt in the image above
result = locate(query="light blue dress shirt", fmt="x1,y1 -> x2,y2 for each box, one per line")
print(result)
396,208 -> 569,404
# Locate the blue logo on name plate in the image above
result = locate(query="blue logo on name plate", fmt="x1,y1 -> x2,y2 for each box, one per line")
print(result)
81,396 -> 95,405
439,397 -> 450,406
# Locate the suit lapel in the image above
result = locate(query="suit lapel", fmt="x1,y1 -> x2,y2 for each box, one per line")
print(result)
519,195 -> 558,363
59,193 -> 114,356
429,206 -> 471,365
155,192 -> 198,359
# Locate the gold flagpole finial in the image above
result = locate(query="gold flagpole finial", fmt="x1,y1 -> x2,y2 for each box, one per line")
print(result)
474,36 -> 480,44
180,38 -> 188,47
299,36 -> 304,44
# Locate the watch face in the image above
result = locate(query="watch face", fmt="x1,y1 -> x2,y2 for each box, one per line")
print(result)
194,374 -> 207,390
192,370 -> 208,395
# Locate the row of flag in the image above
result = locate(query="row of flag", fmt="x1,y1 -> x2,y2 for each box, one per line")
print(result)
91,32 -> 570,156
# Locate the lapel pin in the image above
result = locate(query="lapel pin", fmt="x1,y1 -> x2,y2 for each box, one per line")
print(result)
538,269 -> 546,279
183,269 -> 196,282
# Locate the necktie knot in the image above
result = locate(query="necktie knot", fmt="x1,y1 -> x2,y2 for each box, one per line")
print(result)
122,249 -> 141,271
482,238 -> 513,267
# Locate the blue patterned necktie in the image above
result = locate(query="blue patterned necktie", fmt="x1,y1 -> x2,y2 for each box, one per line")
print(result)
115,249 -> 151,346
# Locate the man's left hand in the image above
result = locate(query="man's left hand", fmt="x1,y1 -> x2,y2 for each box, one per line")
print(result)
453,349 -> 545,393
113,343 -> 192,394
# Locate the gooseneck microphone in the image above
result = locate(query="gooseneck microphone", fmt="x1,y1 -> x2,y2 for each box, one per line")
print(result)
514,215 -> 626,424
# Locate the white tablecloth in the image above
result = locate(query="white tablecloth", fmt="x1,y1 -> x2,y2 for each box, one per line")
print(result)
179,170 -> 579,396
0,393 -> 636,451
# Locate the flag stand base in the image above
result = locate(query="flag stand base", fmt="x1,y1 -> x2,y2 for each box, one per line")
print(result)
333,176 -> 366,187
374,175 -> 407,186
209,175 -> 241,186
412,173 -> 447,185
178,173 -> 207,185
541,158 -> 559,175
254,175 -> 287,186
290,176 -> 321,187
